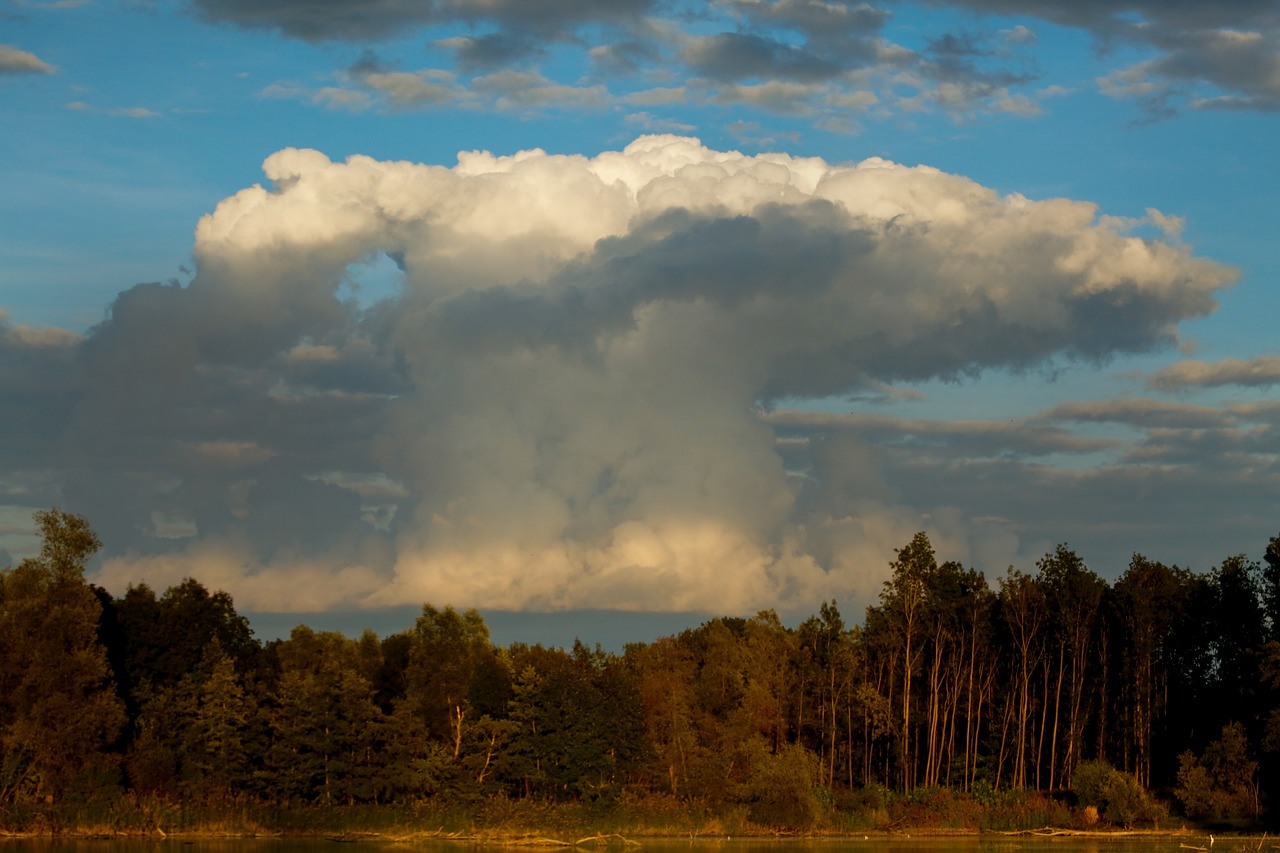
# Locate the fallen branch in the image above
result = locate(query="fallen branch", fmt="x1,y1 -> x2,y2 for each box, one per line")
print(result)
575,834 -> 639,846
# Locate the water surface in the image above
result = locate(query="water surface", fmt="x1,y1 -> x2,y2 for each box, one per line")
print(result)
0,836 -> 1227,853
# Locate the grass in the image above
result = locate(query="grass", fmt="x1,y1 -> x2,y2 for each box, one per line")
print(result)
0,787 -> 1220,840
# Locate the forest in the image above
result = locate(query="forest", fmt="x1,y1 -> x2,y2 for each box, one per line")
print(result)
4,508 -> 1280,834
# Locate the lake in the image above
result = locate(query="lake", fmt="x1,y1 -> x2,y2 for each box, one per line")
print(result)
0,836 -> 1228,853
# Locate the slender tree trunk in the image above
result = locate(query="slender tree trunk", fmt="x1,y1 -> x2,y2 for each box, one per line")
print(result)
902,631 -> 913,792
1035,659 -> 1052,790
828,662 -> 840,787
1016,654 -> 1031,788
995,690 -> 1014,791
1095,624 -> 1109,766
926,636 -> 945,785
451,704 -> 465,759
1064,626 -> 1091,785
964,620 -> 978,791
1049,644 -> 1065,788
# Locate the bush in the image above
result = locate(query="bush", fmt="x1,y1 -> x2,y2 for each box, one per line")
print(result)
1071,760 -> 1113,808
1071,760 -> 1165,828
890,786 -> 984,829
832,782 -> 890,829
1175,724 -> 1260,823
1176,751 -> 1217,820
745,742 -> 824,830
978,789 -> 1074,831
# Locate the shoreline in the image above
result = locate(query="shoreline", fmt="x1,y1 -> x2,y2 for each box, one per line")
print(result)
0,826 -> 1231,843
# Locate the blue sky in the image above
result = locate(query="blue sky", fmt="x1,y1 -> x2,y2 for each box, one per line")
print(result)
2,0 -> 1279,642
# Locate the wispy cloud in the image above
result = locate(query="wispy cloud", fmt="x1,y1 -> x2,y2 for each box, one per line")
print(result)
0,44 -> 55,75
65,100 -> 161,117
1148,355 -> 1280,390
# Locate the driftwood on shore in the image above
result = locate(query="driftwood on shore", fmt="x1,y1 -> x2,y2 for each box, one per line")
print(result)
344,829 -> 640,847
486,834 -> 639,847
575,834 -> 642,846
999,827 -> 1198,838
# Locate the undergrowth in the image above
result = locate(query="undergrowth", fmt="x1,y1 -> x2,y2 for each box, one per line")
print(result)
0,786 -> 1176,838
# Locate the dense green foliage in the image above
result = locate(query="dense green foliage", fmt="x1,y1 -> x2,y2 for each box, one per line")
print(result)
5,509 -> 1280,832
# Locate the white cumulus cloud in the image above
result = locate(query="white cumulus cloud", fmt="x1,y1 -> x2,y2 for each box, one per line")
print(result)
7,135 -> 1237,614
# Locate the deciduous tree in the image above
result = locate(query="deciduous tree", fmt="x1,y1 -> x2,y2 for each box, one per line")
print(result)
0,510 -> 125,802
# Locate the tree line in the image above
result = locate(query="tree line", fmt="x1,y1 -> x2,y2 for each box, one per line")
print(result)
3,509 -> 1280,828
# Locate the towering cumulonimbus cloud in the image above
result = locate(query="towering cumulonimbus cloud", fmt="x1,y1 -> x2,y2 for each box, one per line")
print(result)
50,135 -> 1232,612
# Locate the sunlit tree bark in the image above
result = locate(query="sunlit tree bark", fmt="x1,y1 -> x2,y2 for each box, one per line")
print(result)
1037,545 -> 1105,789
875,531 -> 936,791
998,566 -> 1045,789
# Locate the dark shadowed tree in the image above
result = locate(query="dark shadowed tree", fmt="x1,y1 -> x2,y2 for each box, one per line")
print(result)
1262,535 -> 1280,637
263,626 -> 385,804
1204,556 -> 1267,737
110,577 -> 258,708
1038,544 -> 1105,789
504,642 -> 646,800
626,635 -> 699,796
183,638 -> 256,801
374,631 -> 413,712
1111,554 -> 1203,787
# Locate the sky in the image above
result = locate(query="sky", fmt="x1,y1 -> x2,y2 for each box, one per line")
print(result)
2,0 -> 1279,645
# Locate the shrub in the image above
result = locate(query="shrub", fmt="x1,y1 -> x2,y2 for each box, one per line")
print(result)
978,789 -> 1074,831
832,782 -> 890,829
1176,751 -> 1217,820
1175,724 -> 1261,823
745,742 -> 823,830
1071,760 -> 1165,828
890,786 -> 984,829
1072,760 -> 1113,809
